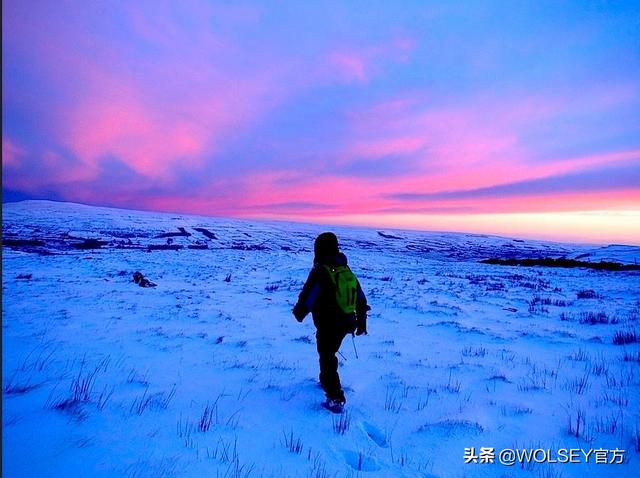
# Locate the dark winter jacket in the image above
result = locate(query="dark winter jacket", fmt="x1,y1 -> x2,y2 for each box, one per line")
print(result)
293,252 -> 368,332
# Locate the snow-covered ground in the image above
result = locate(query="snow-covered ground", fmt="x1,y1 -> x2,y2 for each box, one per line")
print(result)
2,200 -> 639,478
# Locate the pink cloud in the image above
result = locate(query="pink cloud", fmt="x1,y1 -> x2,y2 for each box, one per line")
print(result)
2,138 -> 26,169
340,90 -> 637,191
5,2 -> 287,182
348,136 -> 426,158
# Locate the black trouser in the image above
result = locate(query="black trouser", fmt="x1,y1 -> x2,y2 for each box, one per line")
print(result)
316,326 -> 350,400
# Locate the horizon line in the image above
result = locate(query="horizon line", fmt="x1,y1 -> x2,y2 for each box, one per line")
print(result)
3,197 -> 640,248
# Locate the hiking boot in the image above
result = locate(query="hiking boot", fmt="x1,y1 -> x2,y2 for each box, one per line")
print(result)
327,390 -> 346,405
323,396 -> 345,413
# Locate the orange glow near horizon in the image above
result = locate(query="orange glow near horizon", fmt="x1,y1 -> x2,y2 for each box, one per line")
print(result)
243,210 -> 640,246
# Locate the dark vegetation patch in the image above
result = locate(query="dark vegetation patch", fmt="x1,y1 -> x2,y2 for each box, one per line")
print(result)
99,230 -> 141,238
72,239 -> 108,250
561,311 -> 616,324
613,329 -> 637,345
230,242 -> 268,251
578,312 -> 612,325
576,289 -> 598,299
377,231 -> 403,240
155,227 -> 191,238
187,244 -> 208,250
529,296 -> 570,308
528,295 -> 571,313
3,373 -> 41,395
623,350 -> 640,363
3,239 -> 46,247
354,240 -> 378,250
193,227 -> 217,240
480,257 -> 640,271
148,244 -> 183,251
405,244 -> 432,254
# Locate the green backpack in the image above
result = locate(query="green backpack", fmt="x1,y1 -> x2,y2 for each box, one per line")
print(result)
323,265 -> 358,314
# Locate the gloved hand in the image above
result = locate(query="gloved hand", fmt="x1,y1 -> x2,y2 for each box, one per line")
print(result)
355,314 -> 367,335
292,303 -> 306,322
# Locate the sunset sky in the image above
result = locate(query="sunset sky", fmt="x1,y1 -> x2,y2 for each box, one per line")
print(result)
3,1 -> 639,244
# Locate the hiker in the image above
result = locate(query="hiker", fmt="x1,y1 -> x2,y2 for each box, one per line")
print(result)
293,232 -> 369,410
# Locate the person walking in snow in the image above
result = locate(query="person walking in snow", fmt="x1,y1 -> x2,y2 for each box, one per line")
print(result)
293,232 -> 369,411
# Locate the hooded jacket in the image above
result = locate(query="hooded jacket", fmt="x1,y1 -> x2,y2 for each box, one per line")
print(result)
294,251 -> 368,330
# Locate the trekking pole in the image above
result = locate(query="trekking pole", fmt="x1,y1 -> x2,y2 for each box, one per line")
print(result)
351,333 -> 359,359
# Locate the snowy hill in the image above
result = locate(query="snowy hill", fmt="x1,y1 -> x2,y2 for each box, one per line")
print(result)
2,200 -> 640,477
4,200 -> 639,264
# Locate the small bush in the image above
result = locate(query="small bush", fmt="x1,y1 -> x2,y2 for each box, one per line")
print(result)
623,350 -> 640,363
384,386 -> 404,412
282,430 -> 304,454
127,368 -> 149,386
130,388 -> 152,416
332,410 -> 351,435
577,289 -> 597,299
46,365 -> 100,412
517,376 -> 547,392
568,408 -> 586,438
613,329 -> 638,345
592,414 -> 620,434
568,348 -> 590,361
461,346 -> 487,357
130,385 -> 176,416
528,296 -> 549,313
531,296 -> 570,307
560,312 -> 574,322
415,389 -> 435,411
579,312 -> 609,325
565,371 -> 591,395
444,371 -> 461,393
3,372 -> 40,395
606,370 -> 634,388
96,385 -> 114,411
590,358 -> 609,376
602,391 -> 628,407
70,366 -> 100,402
198,403 -> 216,432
